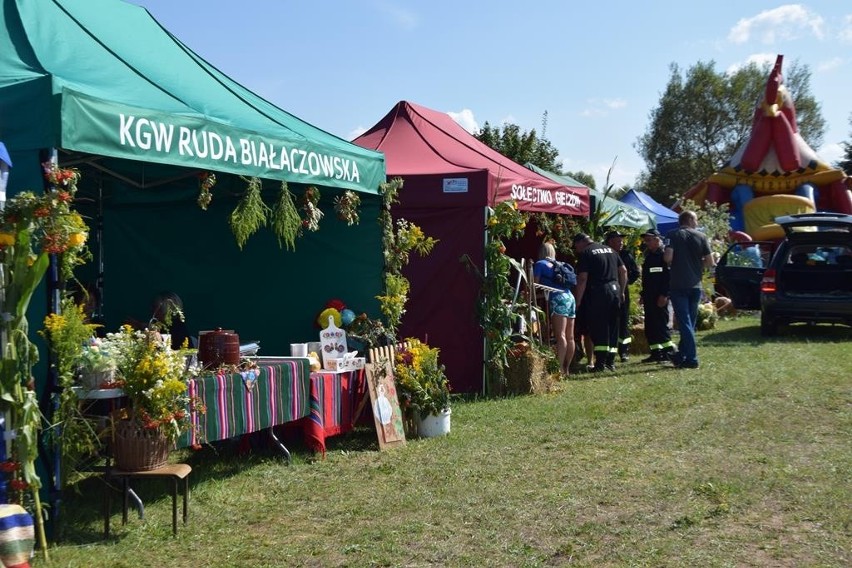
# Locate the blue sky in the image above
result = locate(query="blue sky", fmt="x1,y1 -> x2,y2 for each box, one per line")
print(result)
134,1 -> 851,190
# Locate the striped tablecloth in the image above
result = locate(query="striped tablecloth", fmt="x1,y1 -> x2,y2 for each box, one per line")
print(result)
303,369 -> 367,456
179,359 -> 311,448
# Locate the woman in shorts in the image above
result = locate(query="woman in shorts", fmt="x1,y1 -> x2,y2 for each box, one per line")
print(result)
533,242 -> 576,376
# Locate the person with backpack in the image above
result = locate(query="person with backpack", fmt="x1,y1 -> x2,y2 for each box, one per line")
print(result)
533,241 -> 576,376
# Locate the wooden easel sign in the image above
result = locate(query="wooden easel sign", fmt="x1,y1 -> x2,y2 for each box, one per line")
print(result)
364,358 -> 406,450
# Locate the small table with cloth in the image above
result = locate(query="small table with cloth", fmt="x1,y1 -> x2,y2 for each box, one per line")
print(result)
301,369 -> 368,457
178,359 -> 312,460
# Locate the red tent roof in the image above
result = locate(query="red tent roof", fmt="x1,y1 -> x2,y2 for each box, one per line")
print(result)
354,101 -> 589,216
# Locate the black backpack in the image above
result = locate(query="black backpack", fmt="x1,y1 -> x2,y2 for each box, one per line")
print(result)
551,260 -> 576,288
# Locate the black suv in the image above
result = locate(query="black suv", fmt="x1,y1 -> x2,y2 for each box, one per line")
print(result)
758,213 -> 852,336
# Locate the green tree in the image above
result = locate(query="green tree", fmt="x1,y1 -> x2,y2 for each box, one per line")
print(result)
564,170 -> 596,190
837,113 -> 852,175
636,59 -> 826,203
475,120 -> 561,172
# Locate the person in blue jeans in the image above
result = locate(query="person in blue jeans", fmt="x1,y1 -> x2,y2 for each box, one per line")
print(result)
664,211 -> 715,369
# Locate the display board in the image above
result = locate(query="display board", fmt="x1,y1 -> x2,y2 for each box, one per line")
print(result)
364,357 -> 405,450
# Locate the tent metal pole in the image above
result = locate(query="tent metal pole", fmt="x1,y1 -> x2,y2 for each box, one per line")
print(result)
482,206 -> 489,395
96,176 -> 105,318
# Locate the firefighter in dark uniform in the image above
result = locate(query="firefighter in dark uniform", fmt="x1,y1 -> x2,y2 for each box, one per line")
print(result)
639,229 -> 676,362
572,233 -> 628,372
605,230 -> 640,362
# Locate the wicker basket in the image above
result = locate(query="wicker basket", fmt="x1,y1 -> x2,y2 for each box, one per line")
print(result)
112,420 -> 170,471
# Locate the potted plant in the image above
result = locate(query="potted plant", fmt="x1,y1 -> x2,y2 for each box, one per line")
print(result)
394,339 -> 451,437
78,336 -> 117,389
103,326 -> 199,470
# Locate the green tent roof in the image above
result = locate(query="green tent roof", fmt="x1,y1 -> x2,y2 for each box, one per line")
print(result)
525,163 -> 656,230
0,0 -> 384,193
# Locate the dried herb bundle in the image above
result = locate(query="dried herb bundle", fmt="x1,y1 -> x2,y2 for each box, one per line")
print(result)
301,186 -> 323,231
334,190 -> 361,225
197,172 -> 217,210
270,181 -> 301,250
229,177 -> 268,249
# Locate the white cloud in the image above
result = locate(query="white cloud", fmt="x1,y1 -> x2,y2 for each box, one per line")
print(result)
816,57 -> 844,72
448,109 -> 478,133
499,114 -> 517,126
726,53 -> 776,74
819,142 -> 843,165
580,98 -> 627,118
373,1 -> 418,30
840,14 -> 852,43
603,98 -> 627,110
347,126 -> 367,141
728,5 -> 824,44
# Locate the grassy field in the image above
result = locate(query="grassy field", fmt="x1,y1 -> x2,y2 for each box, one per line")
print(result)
44,315 -> 850,567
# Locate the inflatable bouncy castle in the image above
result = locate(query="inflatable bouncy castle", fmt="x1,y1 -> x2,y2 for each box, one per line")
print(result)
682,54 -> 852,241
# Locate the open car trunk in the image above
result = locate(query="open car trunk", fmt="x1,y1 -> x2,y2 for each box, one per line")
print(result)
776,250 -> 852,298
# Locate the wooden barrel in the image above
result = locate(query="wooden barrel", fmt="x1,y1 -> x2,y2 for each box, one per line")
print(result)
198,328 -> 240,369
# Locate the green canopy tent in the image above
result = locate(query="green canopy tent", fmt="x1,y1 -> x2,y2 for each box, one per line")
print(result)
525,163 -> 656,230
0,0 -> 386,367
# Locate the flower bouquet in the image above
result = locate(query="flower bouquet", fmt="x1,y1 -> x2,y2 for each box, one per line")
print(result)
104,326 -> 200,469
394,339 -> 450,420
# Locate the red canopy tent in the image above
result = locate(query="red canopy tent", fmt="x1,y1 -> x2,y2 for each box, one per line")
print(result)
354,101 -> 589,393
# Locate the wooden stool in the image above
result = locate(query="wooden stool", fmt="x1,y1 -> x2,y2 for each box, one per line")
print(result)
104,463 -> 191,537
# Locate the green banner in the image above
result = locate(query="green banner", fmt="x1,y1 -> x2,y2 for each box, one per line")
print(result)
60,89 -> 384,194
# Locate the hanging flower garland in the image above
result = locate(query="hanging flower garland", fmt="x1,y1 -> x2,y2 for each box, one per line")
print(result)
333,190 -> 361,226
3,163 -> 93,280
532,212 -> 582,256
0,161 -> 91,559
43,163 -> 80,191
300,186 -> 323,232
196,172 -> 217,210
480,201 -> 528,389
375,178 -> 437,339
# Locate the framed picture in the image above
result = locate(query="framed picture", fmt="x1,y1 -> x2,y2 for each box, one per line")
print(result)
364,357 -> 406,450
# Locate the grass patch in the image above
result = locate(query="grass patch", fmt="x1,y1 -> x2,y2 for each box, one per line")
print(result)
44,315 -> 851,566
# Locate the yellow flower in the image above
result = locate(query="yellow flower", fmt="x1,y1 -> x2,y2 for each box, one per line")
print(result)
67,232 -> 87,246
42,313 -> 67,335
0,232 -> 15,246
